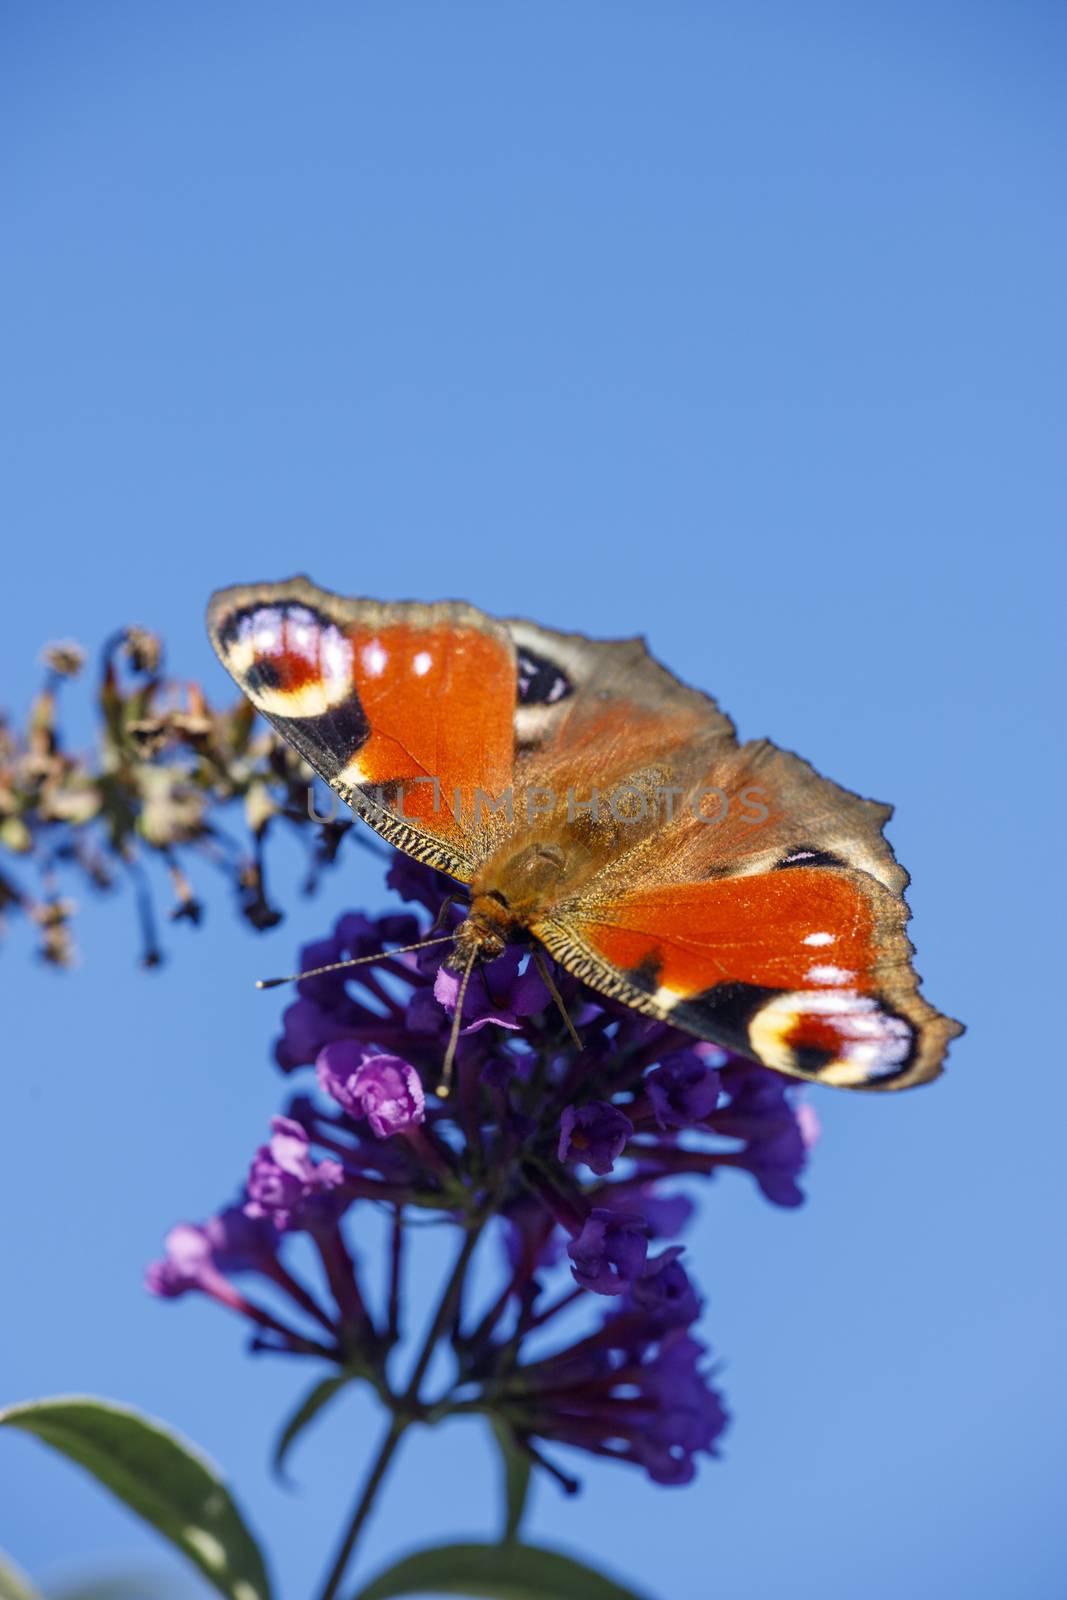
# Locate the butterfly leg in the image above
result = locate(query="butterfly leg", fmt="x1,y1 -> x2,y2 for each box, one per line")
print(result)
532,947 -> 583,1054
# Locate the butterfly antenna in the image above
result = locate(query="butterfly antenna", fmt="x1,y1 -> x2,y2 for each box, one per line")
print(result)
436,945 -> 478,1100
532,947 -> 583,1053
255,934 -> 453,990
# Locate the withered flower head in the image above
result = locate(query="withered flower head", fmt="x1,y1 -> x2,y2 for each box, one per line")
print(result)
41,641 -> 87,679
122,626 -> 163,675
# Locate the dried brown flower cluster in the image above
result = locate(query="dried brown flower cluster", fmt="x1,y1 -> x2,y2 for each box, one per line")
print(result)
0,627 -> 354,968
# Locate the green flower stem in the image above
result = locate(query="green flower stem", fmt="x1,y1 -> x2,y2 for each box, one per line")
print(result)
387,1205 -> 403,1344
403,1222 -> 481,1404
317,1416 -> 406,1600
316,1219 -> 485,1600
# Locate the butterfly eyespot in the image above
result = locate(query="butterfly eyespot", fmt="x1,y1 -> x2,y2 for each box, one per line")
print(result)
749,989 -> 917,1086
213,599 -> 360,726
516,647 -> 573,707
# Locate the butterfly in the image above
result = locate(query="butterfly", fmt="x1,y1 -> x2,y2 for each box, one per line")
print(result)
207,576 -> 961,1093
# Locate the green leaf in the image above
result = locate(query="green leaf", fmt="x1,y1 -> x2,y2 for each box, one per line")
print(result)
487,1420 -> 532,1544
349,1541 -> 655,1600
0,1396 -> 272,1600
272,1374 -> 352,1486
0,1552 -> 43,1600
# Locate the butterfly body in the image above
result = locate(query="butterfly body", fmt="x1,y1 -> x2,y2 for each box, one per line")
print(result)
208,576 -> 962,1090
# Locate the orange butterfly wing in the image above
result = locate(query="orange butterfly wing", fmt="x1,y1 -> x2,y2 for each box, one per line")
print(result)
531,739 -> 961,1089
207,576 -> 516,880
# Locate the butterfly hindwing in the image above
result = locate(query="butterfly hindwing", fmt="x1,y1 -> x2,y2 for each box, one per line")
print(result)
503,615 -> 736,768
533,742 -> 960,1089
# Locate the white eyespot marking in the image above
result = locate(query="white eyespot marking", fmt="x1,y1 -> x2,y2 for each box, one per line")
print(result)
749,989 -> 912,1082
803,931 -> 834,947
322,630 -> 353,684
413,650 -> 433,677
362,640 -> 387,677
250,606 -> 283,653
805,964 -> 855,985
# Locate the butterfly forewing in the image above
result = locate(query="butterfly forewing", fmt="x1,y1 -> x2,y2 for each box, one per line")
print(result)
207,577 -> 519,878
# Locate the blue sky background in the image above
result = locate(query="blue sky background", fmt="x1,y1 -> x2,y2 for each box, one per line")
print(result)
2,4 -> 1065,1597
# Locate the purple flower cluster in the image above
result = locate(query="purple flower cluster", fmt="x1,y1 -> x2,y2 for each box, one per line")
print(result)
147,856 -> 818,1490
